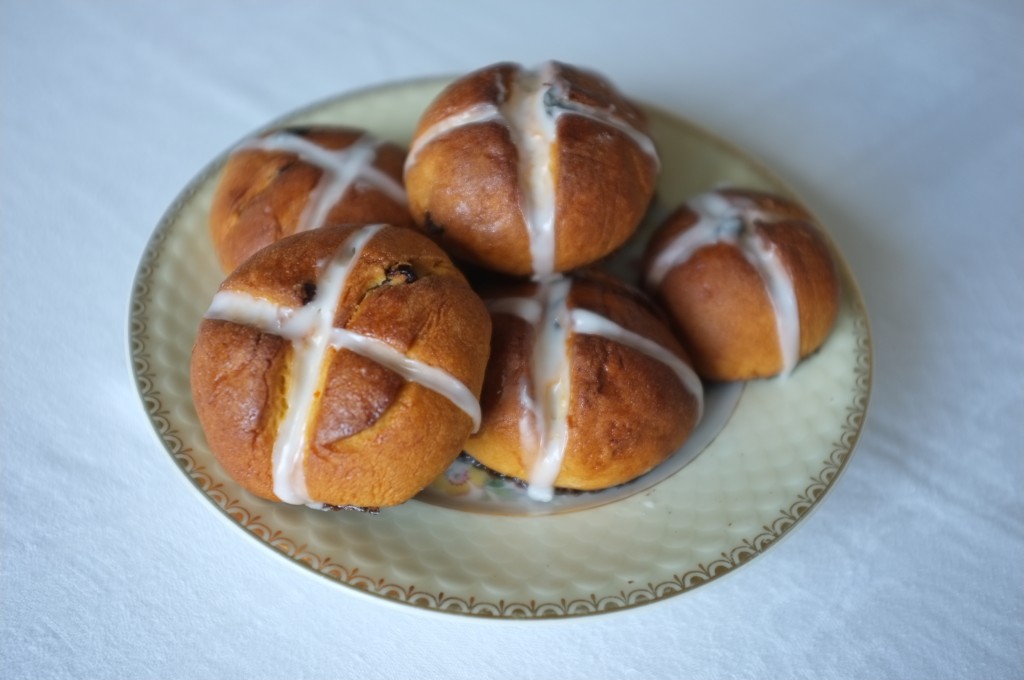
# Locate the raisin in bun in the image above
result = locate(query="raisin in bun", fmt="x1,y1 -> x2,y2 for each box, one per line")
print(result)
643,188 -> 840,380
190,223 -> 491,509
209,126 -> 413,273
404,60 -> 659,277
463,271 -> 702,500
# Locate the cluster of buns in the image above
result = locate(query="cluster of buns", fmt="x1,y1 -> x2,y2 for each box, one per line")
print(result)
190,60 -> 840,511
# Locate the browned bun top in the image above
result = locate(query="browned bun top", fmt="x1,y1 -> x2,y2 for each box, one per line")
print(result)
411,61 -> 649,140
412,62 -> 518,137
404,61 -> 658,277
190,224 -> 491,508
209,126 -> 414,273
644,188 -> 841,380
464,271 -> 701,493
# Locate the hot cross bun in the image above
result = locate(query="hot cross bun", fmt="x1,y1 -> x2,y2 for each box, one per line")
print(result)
190,223 -> 491,509
643,188 -> 840,380
463,271 -> 702,499
404,61 -> 659,277
209,126 -> 414,273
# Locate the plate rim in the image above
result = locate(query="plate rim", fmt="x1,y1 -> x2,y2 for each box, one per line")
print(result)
126,74 -> 874,620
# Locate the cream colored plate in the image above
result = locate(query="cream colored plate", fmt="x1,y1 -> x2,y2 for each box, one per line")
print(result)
128,77 -> 872,619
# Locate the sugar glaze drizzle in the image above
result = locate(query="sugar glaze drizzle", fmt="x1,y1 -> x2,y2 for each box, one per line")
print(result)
236,130 -> 407,234
405,62 -> 659,277
487,277 -> 703,501
646,191 -> 801,376
205,224 -> 481,508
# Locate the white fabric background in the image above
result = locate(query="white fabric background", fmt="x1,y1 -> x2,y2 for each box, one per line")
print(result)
2,1 -> 1022,678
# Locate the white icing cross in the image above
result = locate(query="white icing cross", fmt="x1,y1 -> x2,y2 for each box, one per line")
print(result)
405,62 -> 660,277
646,191 -> 802,376
235,130 -> 407,234
487,277 -> 703,501
204,224 -> 481,508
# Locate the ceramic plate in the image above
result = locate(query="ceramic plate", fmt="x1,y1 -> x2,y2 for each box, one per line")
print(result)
128,76 -> 872,619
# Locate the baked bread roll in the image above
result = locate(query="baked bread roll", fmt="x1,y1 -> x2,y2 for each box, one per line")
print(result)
404,60 -> 659,277
463,272 -> 703,499
190,223 -> 491,509
643,188 -> 840,380
209,126 -> 413,273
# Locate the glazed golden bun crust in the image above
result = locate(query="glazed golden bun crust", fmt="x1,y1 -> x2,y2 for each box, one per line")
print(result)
209,126 -> 414,273
190,224 -> 491,507
404,61 -> 658,276
644,189 -> 840,380
464,272 -> 700,492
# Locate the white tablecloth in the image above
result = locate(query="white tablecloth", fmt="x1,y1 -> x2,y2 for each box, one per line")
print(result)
2,1 -> 1022,677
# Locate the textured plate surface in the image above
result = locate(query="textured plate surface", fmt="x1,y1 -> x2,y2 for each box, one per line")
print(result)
128,77 -> 872,619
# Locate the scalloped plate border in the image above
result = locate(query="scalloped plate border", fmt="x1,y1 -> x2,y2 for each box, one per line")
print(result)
128,77 -> 872,619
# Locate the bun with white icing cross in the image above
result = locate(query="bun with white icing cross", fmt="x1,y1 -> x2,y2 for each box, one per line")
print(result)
463,271 -> 702,499
190,223 -> 491,509
643,188 -> 840,381
209,126 -> 413,273
404,61 -> 659,278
